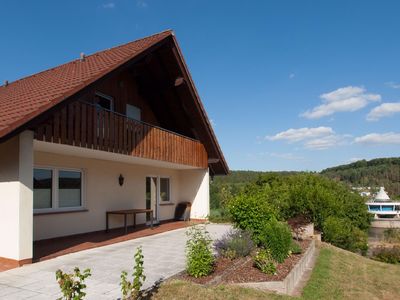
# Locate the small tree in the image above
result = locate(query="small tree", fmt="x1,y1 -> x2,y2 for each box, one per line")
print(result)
120,246 -> 146,300
55,267 -> 91,300
186,225 -> 215,278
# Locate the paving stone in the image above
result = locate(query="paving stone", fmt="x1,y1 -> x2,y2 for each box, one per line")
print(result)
0,224 -> 231,299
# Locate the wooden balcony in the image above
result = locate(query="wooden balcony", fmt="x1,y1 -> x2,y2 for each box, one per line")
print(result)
34,101 -> 208,168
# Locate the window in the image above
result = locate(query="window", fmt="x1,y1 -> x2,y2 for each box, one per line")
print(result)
33,167 -> 83,212
58,170 -> 82,208
160,177 -> 170,202
33,169 -> 53,209
126,104 -> 141,121
145,176 -> 171,222
94,92 -> 113,111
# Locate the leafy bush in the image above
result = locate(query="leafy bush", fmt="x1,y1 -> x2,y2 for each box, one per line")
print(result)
373,246 -> 400,264
225,173 -> 370,254
253,249 -> 276,275
55,267 -> 91,300
290,241 -> 302,254
185,225 -> 215,278
228,185 -> 277,244
258,219 -> 292,263
214,229 -> 254,259
323,216 -> 368,254
120,246 -> 146,300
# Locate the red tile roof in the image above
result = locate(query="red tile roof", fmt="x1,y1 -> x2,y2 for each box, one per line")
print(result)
0,30 -> 173,139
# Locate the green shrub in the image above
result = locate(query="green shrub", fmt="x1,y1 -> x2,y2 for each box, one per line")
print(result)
214,229 -> 254,259
290,241 -> 302,254
224,173 -> 370,254
373,246 -> 400,264
120,246 -> 146,300
258,219 -> 292,263
185,225 -> 215,278
228,185 -> 277,244
253,249 -> 276,275
55,267 -> 91,300
323,216 -> 368,254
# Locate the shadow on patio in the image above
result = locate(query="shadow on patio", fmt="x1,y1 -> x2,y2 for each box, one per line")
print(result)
33,220 -> 197,263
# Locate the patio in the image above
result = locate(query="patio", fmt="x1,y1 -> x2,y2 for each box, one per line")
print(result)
0,224 -> 230,299
0,220 -> 199,272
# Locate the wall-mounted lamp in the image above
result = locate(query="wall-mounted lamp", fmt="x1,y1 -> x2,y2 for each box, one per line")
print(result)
118,174 -> 124,186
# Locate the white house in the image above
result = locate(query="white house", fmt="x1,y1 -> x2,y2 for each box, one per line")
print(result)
0,30 -> 228,268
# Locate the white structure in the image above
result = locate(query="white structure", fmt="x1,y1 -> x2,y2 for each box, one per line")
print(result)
366,187 -> 400,219
0,31 -> 228,267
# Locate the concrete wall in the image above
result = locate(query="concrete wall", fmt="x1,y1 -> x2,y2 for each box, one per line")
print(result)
0,131 -> 33,261
179,169 -> 210,219
371,219 -> 400,228
33,151 -> 209,240
236,239 -> 316,295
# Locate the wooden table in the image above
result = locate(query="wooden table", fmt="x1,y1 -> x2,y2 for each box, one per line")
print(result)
106,209 -> 153,234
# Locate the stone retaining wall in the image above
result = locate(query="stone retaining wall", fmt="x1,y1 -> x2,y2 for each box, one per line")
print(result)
235,239 -> 316,295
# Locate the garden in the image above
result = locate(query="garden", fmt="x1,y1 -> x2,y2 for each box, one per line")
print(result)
175,224 -> 311,287
174,173 -> 372,291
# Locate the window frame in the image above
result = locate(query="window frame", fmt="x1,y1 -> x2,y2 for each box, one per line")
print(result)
33,165 -> 85,214
126,103 -> 141,121
159,176 -> 171,203
145,175 -> 172,205
94,91 -> 114,112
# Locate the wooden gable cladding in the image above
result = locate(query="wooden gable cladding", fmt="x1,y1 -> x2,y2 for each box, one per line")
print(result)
34,101 -> 208,169
79,70 -> 160,126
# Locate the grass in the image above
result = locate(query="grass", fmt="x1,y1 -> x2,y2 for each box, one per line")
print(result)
151,243 -> 400,300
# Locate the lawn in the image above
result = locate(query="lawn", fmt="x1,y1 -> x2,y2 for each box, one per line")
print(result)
151,243 -> 400,300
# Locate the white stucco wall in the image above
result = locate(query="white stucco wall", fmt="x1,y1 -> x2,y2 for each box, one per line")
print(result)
0,131 -> 33,261
179,169 -> 210,219
33,151 -> 210,241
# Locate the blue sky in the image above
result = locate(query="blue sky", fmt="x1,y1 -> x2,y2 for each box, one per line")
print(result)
1,1 -> 399,171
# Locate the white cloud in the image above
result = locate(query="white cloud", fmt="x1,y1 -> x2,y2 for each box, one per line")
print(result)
301,86 -> 381,119
366,102 -> 400,121
289,73 -> 295,79
267,127 -> 349,150
385,81 -> 400,89
304,135 -> 344,150
266,127 -> 334,142
210,119 -> 216,127
354,132 -> 400,145
102,2 -> 115,8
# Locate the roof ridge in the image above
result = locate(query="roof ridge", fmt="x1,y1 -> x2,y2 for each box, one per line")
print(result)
87,29 -> 173,57
1,29 -> 173,89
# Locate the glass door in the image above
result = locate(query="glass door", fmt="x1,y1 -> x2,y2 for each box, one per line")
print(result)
146,176 -> 159,224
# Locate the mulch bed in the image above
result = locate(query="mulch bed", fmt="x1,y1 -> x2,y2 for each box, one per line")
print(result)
174,239 -> 311,285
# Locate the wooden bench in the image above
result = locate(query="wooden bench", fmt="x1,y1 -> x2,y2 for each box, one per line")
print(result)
106,209 -> 154,234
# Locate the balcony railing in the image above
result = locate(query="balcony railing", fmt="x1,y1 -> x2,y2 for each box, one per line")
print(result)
34,101 -> 208,168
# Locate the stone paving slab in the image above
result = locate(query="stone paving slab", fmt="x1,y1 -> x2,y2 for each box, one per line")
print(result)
0,224 -> 230,299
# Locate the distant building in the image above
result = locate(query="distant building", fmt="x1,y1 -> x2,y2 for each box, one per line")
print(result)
366,187 -> 400,219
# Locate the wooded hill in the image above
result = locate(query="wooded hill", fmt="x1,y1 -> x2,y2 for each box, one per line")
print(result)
210,170 -> 299,209
320,157 -> 400,199
210,157 -> 400,209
